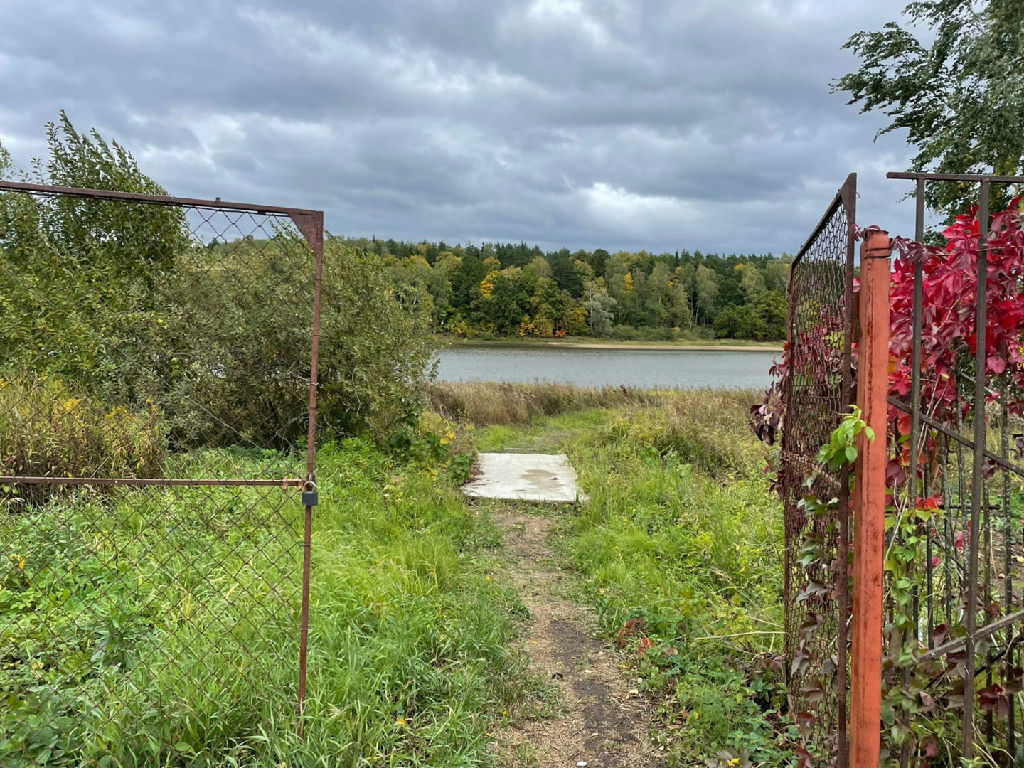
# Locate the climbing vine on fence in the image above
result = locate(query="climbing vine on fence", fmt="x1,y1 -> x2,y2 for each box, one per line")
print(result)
756,196 -> 1024,766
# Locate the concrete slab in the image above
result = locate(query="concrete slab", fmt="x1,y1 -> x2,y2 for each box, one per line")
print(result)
463,453 -> 581,503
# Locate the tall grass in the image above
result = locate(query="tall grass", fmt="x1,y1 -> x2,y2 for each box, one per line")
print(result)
295,440 -> 528,765
427,381 -> 661,426
0,374 -> 165,504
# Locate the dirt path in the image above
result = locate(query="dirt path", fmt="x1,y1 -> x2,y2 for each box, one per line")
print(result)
491,508 -> 662,768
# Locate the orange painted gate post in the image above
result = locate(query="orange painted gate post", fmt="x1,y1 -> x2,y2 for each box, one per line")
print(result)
849,229 -> 892,767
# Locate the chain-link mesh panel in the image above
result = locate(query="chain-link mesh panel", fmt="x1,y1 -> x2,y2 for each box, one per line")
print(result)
780,175 -> 855,766
0,184 -> 320,763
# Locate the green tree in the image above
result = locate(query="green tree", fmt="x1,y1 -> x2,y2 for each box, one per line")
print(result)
583,280 -> 617,336
755,290 -> 788,341
473,265 -> 529,335
527,275 -> 562,336
429,250 -> 462,328
763,258 -> 790,295
834,0 -> 1024,217
573,258 -> 595,286
714,304 -> 765,340
605,253 -> 636,323
666,271 -> 694,330
642,262 -> 672,327
738,263 -> 766,305
524,255 -> 553,281
0,113 -> 188,394
694,264 -> 720,324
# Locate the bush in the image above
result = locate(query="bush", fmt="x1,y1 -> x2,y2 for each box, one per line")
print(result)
2,117 -> 435,453
112,235 -> 436,451
318,240 -> 436,441
0,374 -> 166,504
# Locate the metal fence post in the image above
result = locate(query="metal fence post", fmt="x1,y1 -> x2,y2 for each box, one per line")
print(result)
850,228 -> 891,768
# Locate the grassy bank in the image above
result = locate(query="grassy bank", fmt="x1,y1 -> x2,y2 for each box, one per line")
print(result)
470,385 -> 791,766
440,336 -> 783,351
427,381 -> 663,427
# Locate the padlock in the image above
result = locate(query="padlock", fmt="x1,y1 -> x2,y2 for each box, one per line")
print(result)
302,480 -> 319,507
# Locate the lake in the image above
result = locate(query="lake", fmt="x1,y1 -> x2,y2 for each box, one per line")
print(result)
435,345 -> 779,390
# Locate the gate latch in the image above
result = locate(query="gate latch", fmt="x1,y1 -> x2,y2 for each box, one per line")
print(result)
302,480 -> 319,508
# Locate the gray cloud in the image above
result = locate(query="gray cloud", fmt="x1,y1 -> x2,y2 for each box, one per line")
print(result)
0,0 -> 924,254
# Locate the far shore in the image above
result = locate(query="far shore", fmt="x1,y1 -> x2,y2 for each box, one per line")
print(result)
441,337 -> 782,353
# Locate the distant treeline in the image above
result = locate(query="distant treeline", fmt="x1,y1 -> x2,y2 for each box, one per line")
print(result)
339,237 -> 791,341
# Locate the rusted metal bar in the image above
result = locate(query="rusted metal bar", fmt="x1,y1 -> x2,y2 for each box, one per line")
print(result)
888,171 -> 1024,185
904,177 -> 926,722
0,179 -> 321,218
0,476 -> 304,488
297,210 -> 324,735
909,178 -> 924,500
1004,391 -> 1016,750
926,462 -> 935,646
1010,633 -> 1024,757
302,211 -> 324,483
836,172 -> 856,768
963,180 -> 990,759
886,398 -> 1024,480
850,228 -> 892,768
917,609 -> 1024,662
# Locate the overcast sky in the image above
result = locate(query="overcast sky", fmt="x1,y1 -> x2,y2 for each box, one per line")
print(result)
0,0 -> 924,255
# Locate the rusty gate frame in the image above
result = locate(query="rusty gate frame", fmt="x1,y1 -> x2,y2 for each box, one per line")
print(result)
0,178 -> 324,729
781,173 -> 857,767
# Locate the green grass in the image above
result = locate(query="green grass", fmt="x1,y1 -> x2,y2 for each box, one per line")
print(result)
2,439 -> 529,767
476,389 -> 793,766
4,381 -> 792,767
298,440 -> 528,766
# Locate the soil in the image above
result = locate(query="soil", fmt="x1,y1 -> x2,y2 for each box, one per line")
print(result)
490,508 -> 663,768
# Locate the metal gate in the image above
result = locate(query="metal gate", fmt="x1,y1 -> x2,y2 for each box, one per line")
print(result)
879,171 -> 1024,766
779,173 -> 856,766
0,181 -> 323,763
779,171 -> 1024,765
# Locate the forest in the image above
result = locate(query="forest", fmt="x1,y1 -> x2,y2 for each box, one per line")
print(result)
346,236 -> 791,342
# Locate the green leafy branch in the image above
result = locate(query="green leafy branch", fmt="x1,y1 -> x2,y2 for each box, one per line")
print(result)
815,405 -> 875,473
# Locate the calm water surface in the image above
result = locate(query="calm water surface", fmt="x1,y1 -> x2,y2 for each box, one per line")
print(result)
435,345 -> 778,389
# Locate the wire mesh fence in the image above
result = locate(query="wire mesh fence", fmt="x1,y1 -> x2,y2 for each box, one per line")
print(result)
778,174 -> 856,766
0,181 -> 322,763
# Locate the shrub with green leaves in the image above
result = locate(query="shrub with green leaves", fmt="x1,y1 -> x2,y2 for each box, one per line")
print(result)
1,115 -> 436,448
0,374 -> 165,503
